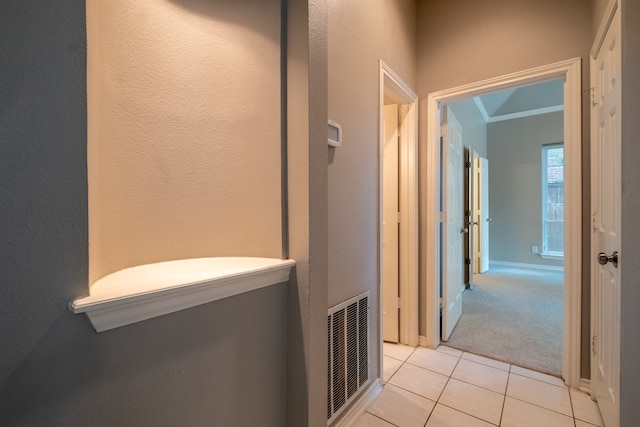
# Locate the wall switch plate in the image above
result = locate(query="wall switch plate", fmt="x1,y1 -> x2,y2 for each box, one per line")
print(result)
532,245 -> 539,254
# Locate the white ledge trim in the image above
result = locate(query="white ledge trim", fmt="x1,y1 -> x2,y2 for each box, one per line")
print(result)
70,257 -> 295,332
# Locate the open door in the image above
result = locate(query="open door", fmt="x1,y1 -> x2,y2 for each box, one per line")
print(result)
463,147 -> 474,288
591,5 -> 621,426
441,106 -> 465,341
479,157 -> 490,273
383,104 -> 400,343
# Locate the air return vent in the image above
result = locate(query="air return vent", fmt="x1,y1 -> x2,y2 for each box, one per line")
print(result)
327,291 -> 370,424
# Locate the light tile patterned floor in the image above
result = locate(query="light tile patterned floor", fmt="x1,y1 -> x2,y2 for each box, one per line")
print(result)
354,343 -> 604,427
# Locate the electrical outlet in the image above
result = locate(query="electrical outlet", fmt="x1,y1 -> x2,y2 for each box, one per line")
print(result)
532,245 -> 539,254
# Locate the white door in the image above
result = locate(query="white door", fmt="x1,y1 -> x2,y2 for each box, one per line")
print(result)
383,104 -> 400,343
479,157 -> 490,273
591,6 -> 621,427
441,106 -> 465,341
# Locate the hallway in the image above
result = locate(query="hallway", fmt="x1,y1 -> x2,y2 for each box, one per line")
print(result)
353,343 -> 603,427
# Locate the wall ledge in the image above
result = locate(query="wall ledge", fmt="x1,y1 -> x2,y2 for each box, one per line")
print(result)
70,257 -> 295,332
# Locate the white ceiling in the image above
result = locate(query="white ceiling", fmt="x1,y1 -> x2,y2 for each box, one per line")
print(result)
472,78 -> 564,123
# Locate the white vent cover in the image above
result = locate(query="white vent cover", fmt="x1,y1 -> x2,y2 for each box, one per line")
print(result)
327,291 -> 370,424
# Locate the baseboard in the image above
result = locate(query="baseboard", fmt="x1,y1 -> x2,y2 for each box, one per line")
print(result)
490,260 -> 564,272
332,379 -> 383,427
579,378 -> 593,397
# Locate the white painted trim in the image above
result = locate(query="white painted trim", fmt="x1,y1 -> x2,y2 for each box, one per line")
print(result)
487,104 -> 564,123
332,379 -> 383,427
70,257 -> 295,332
379,60 -> 420,355
425,58 -> 582,388
591,0 -> 618,59
489,260 -> 564,272
419,335 -> 429,347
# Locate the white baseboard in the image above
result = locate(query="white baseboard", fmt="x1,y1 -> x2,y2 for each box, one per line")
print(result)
332,379 -> 383,427
579,378 -> 593,397
489,260 -> 564,272
419,335 -> 429,347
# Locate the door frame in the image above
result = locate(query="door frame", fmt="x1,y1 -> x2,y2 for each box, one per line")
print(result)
378,60 -> 419,354
424,58 -> 583,387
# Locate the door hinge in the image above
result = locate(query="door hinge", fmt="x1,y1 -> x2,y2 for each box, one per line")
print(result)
587,87 -> 598,107
439,298 -> 446,309
465,258 -> 471,265
397,297 -> 401,309
439,211 -> 447,222
440,124 -> 448,138
396,212 -> 401,224
592,334 -> 597,354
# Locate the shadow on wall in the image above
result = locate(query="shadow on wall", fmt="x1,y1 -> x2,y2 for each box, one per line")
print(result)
166,0 -> 281,42
0,285 -> 287,427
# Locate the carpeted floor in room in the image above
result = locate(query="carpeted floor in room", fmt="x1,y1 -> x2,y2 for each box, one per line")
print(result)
444,264 -> 563,376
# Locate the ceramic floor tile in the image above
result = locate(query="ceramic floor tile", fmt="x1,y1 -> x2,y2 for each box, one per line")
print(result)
501,396 -> 574,427
461,352 -> 510,371
506,373 -> 572,417
570,389 -> 604,426
407,347 -> 460,376
425,404 -> 495,427
451,358 -> 509,394
383,355 -> 403,383
388,363 -> 449,401
510,365 -> 566,388
436,345 -> 463,358
366,384 -> 435,427
383,342 -> 415,361
438,378 -> 504,425
352,412 -> 395,427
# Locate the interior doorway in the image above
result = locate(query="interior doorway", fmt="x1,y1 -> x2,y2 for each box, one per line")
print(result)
378,61 -> 419,365
425,58 -> 583,387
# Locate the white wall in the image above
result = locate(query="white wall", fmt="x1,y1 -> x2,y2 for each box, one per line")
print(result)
87,0 -> 282,283
487,112 -> 564,267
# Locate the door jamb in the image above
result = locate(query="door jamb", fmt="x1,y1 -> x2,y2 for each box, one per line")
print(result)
425,58 -> 582,388
378,60 -> 419,361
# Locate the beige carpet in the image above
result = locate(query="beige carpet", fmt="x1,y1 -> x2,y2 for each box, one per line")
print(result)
443,264 -> 563,376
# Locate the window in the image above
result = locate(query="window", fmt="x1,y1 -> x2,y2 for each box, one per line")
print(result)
542,144 -> 564,257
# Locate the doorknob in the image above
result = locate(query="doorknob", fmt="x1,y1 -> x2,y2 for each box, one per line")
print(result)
597,251 -> 618,268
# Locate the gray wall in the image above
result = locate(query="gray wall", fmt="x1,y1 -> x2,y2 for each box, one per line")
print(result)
327,0 -> 417,404
487,112 -> 564,268
447,99 -> 488,158
1,1 -> 290,426
620,1 -> 640,425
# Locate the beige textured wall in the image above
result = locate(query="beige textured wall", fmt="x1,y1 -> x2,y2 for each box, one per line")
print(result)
328,0 -> 417,307
87,0 -> 282,283
592,0 -> 610,35
416,0 -> 592,375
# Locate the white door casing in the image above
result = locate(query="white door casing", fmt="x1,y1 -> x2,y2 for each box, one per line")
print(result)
425,58 -> 582,388
479,157 -> 490,273
378,61 -> 419,372
591,2 -> 621,426
441,106 -> 465,341
383,104 -> 400,343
